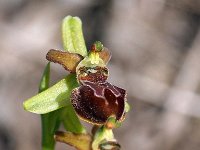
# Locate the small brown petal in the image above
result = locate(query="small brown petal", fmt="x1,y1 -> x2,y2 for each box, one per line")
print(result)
98,47 -> 112,65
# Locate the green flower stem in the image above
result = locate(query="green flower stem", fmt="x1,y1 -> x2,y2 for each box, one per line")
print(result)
38,63 -> 61,150
41,111 -> 60,150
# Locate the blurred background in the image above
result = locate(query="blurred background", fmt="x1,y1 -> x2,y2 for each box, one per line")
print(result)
1,0 -> 200,150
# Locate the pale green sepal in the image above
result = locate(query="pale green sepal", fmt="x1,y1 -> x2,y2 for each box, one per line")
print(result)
62,16 -> 87,57
23,74 -> 79,114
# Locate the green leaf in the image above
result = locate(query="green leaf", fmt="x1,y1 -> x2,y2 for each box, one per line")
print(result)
23,74 -> 79,114
38,63 -> 50,93
38,63 -> 61,150
62,16 -> 87,57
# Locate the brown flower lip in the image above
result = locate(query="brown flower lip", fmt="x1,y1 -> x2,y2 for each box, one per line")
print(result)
71,81 -> 126,125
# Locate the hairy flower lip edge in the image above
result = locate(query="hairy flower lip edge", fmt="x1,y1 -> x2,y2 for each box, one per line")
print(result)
70,81 -> 127,125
